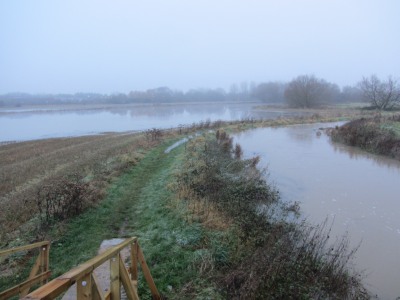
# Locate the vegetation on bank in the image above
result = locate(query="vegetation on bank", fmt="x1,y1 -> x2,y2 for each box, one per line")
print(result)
331,114 -> 400,160
172,131 -> 369,299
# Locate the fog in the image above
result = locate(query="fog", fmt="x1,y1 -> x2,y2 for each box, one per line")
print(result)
0,0 -> 399,94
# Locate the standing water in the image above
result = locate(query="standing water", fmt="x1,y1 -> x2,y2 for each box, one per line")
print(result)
0,103 -> 307,142
233,122 -> 400,299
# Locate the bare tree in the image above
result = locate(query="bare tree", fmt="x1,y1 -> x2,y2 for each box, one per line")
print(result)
284,75 -> 339,108
359,75 -> 400,110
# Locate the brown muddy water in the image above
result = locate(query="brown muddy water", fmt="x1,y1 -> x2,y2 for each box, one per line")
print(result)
233,123 -> 400,299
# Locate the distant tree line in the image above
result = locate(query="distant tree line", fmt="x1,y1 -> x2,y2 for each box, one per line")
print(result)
251,76 -> 365,108
1,75 -> 398,109
253,74 -> 399,110
0,85 -> 254,107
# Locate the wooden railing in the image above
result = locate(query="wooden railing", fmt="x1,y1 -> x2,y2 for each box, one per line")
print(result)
17,237 -> 160,300
0,241 -> 51,299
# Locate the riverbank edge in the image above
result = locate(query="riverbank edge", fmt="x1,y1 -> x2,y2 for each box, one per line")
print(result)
330,114 -> 400,161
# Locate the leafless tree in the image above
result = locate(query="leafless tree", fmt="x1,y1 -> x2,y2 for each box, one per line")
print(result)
359,75 -> 400,110
284,75 -> 339,108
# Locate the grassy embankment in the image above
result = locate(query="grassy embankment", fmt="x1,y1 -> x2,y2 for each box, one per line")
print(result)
331,114 -> 400,160
1,107 -> 374,298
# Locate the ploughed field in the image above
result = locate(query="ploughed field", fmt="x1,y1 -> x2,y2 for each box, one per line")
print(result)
0,130 -> 167,244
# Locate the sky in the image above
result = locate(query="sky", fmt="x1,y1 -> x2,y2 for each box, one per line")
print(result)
0,0 -> 399,94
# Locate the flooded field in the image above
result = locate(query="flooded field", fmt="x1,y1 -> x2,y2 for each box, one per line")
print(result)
233,123 -> 400,299
0,102 -> 309,142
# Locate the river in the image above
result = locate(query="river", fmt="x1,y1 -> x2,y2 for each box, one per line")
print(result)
233,123 -> 400,299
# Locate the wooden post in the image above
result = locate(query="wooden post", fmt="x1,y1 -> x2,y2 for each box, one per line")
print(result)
91,273 -> 104,300
77,273 -> 92,299
110,254 -> 120,300
119,256 -> 139,300
130,240 -> 138,291
40,243 -> 50,285
20,253 -> 42,297
137,243 -> 161,300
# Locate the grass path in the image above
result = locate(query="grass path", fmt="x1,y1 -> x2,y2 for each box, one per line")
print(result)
47,138 -> 219,299
49,140 -> 175,272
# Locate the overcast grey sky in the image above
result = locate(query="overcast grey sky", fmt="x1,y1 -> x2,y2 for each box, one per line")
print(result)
1,0 -> 399,94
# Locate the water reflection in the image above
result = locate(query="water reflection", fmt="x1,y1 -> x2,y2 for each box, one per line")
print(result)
329,139 -> 400,171
0,103 -> 308,142
233,123 -> 400,299
0,103 -> 250,142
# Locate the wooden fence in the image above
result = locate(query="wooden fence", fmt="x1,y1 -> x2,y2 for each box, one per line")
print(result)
1,237 -> 160,300
0,241 -> 51,299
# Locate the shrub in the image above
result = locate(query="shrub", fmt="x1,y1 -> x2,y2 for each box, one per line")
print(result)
331,115 -> 400,160
36,174 -> 90,227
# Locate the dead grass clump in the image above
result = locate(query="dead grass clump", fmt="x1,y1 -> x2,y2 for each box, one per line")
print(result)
224,220 -> 368,299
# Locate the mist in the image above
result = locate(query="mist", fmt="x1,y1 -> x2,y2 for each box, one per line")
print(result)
1,0 -> 399,94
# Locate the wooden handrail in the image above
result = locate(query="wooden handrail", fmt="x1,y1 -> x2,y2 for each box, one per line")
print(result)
0,271 -> 51,299
0,241 -> 49,257
21,237 -> 161,300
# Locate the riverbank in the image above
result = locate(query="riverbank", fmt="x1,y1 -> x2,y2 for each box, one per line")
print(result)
172,130 -> 369,298
331,114 -> 400,160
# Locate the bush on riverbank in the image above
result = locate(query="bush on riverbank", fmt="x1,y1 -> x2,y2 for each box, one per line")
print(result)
174,131 -> 370,299
331,114 -> 400,160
